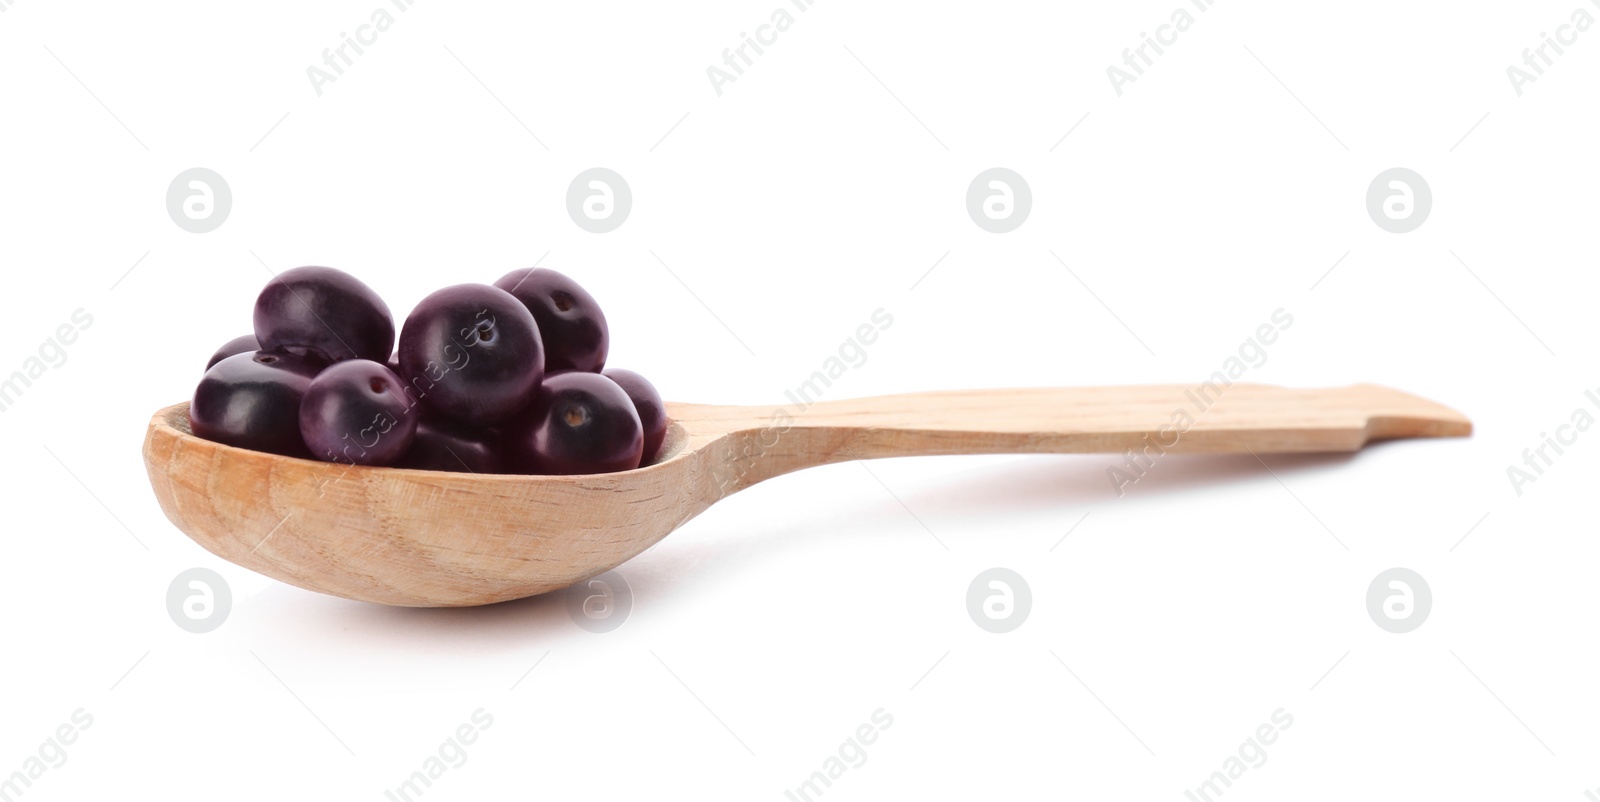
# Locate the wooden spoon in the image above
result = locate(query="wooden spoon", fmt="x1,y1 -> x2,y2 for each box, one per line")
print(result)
142,383 -> 1470,607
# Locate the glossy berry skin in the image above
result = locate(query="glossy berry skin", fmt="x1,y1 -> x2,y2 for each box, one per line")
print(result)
395,417 -> 503,473
602,368 -> 667,464
508,372 -> 642,475
493,268 -> 609,373
206,334 -> 260,370
254,266 -> 394,363
299,360 -> 418,466
190,351 -> 323,458
398,284 -> 544,427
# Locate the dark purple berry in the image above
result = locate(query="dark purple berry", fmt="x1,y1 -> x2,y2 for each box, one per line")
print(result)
395,417 -> 503,473
602,369 -> 667,464
508,372 -> 641,475
206,334 -> 260,371
299,360 -> 418,466
190,351 -> 322,458
398,284 -> 544,427
254,266 -> 394,363
493,268 -> 609,373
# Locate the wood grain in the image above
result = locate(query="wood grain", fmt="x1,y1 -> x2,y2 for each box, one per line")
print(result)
142,383 -> 1469,606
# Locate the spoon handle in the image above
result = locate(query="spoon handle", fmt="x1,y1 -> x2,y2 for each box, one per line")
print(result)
678,384 -> 1469,490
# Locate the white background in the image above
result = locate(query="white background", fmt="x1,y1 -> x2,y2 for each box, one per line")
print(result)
2,0 -> 1597,799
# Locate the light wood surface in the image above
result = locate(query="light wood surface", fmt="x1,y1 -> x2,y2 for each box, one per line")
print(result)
141,383 -> 1470,607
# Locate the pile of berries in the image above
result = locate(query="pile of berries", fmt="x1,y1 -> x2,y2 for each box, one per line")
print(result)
189,266 -> 666,475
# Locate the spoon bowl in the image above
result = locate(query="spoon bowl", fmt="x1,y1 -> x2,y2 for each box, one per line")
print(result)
142,383 -> 1471,606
